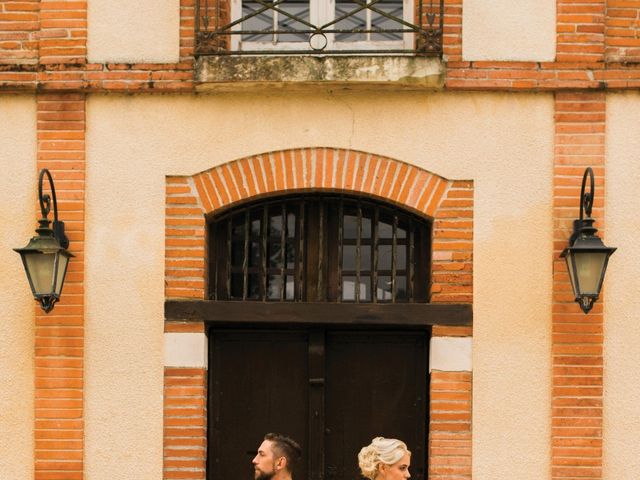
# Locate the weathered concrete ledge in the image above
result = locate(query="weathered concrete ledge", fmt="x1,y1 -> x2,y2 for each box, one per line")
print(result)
196,55 -> 444,91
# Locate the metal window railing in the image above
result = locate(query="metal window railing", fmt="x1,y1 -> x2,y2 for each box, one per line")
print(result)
195,0 -> 443,56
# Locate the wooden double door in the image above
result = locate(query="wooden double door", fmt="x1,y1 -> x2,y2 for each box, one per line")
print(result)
208,328 -> 429,480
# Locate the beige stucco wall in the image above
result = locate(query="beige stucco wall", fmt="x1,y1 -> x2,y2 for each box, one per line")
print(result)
463,0 -> 556,61
604,92 -> 640,479
85,91 -> 553,479
0,96 -> 36,480
87,0 -> 180,63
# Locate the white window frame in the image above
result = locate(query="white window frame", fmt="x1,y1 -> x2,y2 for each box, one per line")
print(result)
230,0 -> 415,52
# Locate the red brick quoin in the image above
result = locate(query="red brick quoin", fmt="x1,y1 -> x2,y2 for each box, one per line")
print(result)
164,148 -> 473,480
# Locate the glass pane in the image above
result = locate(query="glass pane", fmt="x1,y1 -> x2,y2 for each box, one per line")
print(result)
54,253 -> 70,296
335,0 -> 367,42
269,207 -> 282,237
396,276 -> 407,300
371,0 -> 404,41
231,240 -> 244,267
574,252 -> 608,295
344,212 -> 358,239
250,210 -> 261,236
268,275 -> 282,300
377,275 -> 392,301
565,255 -> 579,298
276,0 -> 310,42
287,211 -> 296,238
378,244 -> 392,270
269,242 -> 283,268
360,275 -> 371,301
343,273 -> 372,301
23,252 -> 55,295
343,245 -> 357,271
249,241 -> 260,268
361,211 -> 372,238
230,273 -> 243,298
361,245 -> 371,271
342,276 -> 356,301
397,219 -> 407,239
397,244 -> 406,270
248,273 -> 261,299
286,239 -> 296,269
285,276 -> 295,300
232,215 -> 245,238
241,0 -> 309,43
378,217 -> 393,238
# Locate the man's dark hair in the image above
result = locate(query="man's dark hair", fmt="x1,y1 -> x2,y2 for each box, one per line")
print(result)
264,433 -> 302,472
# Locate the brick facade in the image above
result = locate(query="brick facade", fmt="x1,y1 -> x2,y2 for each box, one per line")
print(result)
35,93 -> 86,480
3,0 -> 637,478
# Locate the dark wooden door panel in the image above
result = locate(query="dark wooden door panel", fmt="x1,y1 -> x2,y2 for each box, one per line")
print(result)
209,331 -> 309,480
208,328 -> 428,480
324,331 -> 428,480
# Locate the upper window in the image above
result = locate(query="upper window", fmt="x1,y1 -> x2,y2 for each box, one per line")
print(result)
196,0 -> 444,55
208,194 -> 432,303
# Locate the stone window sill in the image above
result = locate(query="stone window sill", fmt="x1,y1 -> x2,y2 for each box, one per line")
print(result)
195,55 -> 444,91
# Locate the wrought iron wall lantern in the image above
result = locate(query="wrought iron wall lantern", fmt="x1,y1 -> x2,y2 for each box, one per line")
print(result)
14,169 -> 73,313
561,167 -> 616,314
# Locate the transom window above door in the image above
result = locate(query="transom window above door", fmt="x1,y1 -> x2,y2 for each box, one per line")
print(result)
195,0 -> 444,55
208,195 -> 431,303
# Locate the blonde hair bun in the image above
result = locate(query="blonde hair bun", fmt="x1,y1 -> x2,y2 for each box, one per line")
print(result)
358,437 -> 410,479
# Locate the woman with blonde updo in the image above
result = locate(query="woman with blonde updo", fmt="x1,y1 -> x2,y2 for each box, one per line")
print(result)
357,437 -> 411,480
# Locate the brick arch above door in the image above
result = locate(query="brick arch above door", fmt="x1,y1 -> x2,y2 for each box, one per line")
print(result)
165,147 -> 473,306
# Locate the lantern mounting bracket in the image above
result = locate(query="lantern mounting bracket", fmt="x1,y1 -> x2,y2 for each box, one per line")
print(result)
38,168 -> 69,249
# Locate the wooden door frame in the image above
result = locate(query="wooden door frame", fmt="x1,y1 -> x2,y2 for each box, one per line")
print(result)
165,300 -> 472,327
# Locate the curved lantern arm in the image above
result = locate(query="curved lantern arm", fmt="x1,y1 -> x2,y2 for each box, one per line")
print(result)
38,168 -> 69,249
579,166 -> 594,223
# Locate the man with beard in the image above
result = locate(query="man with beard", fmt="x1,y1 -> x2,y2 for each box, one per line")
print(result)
252,433 -> 302,480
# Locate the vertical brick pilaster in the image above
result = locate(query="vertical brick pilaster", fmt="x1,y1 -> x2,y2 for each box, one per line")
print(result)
557,0 -> 606,62
164,368 -> 207,480
431,180 -> 473,305
164,322 -> 207,480
442,0 -> 462,62
180,0 -> 196,60
38,0 -> 87,90
35,93 -> 86,480
605,1 -> 640,63
165,177 -> 207,299
552,92 -> 606,480
429,370 -> 472,479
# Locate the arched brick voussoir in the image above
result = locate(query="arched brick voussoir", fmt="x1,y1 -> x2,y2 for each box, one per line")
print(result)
189,148 -> 459,220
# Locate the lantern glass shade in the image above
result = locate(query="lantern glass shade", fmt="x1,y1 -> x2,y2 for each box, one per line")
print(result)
565,250 -> 609,297
21,250 -> 70,297
14,232 -> 73,313
561,233 -> 616,313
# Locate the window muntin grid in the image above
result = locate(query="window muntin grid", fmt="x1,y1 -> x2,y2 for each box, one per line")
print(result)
209,195 -> 430,303
233,0 -> 411,51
